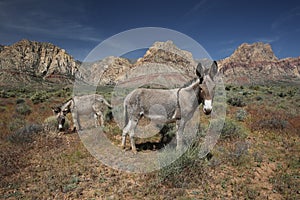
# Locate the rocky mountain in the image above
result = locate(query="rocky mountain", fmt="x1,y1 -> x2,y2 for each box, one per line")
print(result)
135,40 -> 197,76
79,56 -> 133,85
0,39 -> 79,86
219,42 -> 300,84
0,39 -> 299,88
79,41 -> 199,86
87,41 -> 300,86
0,45 -> 4,53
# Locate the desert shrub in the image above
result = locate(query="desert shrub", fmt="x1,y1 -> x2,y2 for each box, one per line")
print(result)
158,143 -> 206,188
62,175 -> 80,193
9,117 -> 25,132
0,90 -> 16,98
8,124 -> 44,143
278,92 -> 287,98
235,109 -> 248,121
287,89 -> 296,97
249,85 -> 260,91
30,91 -> 50,104
16,98 -> 25,104
53,87 -> 72,98
270,172 -> 299,199
15,102 -> 31,115
225,85 -> 232,91
255,96 -> 263,101
0,90 -> 8,98
220,119 -> 247,140
242,91 -> 251,96
227,97 -> 246,107
229,141 -> 250,166
256,118 -> 288,130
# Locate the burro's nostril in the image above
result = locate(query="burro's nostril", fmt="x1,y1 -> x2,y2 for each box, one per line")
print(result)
203,108 -> 212,115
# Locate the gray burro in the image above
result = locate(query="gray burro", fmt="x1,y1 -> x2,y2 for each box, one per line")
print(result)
121,61 -> 218,154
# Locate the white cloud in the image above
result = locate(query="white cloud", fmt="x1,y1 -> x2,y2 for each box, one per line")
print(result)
253,36 -> 280,44
271,7 -> 300,30
184,0 -> 209,16
0,0 -> 103,43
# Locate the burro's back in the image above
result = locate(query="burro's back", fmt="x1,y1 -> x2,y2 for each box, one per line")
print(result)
125,88 -> 178,121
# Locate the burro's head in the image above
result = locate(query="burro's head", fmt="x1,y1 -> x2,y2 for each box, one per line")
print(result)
52,106 -> 68,131
196,61 -> 218,115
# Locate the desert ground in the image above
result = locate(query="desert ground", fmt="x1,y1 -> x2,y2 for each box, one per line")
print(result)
0,82 -> 299,199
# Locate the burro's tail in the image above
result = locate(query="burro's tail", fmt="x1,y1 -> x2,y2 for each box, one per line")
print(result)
124,103 -> 129,128
102,98 -> 112,108
95,94 -> 112,108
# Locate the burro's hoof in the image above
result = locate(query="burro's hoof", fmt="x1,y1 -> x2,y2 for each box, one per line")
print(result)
132,149 -> 137,154
121,145 -> 127,152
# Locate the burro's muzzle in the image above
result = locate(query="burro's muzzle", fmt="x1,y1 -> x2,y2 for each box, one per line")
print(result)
203,99 -> 212,115
57,114 -> 65,131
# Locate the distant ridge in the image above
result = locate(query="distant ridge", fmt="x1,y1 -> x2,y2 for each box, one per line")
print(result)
0,39 -> 299,87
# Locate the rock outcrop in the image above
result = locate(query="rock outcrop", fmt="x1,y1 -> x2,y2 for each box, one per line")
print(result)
0,39 -> 79,85
219,42 -> 300,84
135,40 -> 197,76
80,56 -> 133,85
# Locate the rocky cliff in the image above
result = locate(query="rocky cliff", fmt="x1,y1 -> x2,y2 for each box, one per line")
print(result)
0,39 -> 79,86
219,42 -> 300,84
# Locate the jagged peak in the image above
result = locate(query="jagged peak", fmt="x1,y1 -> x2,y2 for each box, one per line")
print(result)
224,42 -> 278,64
146,40 -> 194,61
13,39 -> 56,48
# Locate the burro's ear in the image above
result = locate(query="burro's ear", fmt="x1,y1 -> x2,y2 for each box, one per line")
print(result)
196,62 -> 204,82
52,106 -> 61,114
209,61 -> 218,80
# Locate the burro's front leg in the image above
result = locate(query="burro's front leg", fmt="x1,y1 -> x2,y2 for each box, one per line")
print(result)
176,119 -> 186,152
94,111 -> 104,128
72,110 -> 80,131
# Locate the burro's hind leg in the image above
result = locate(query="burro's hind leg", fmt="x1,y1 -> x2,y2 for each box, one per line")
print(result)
122,118 -> 139,154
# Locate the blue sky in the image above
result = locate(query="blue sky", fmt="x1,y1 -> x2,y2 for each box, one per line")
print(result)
0,0 -> 299,61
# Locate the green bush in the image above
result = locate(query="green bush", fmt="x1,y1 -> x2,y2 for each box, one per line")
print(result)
256,118 -> 288,130
0,90 -> 16,98
227,97 -> 246,107
30,91 -> 50,104
158,143 -> 204,188
16,98 -> 25,104
8,124 -> 44,143
255,96 -> 263,101
229,141 -> 250,166
16,103 -> 31,115
249,85 -> 260,91
235,109 -> 248,121
278,92 -> 287,98
220,119 -> 247,140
